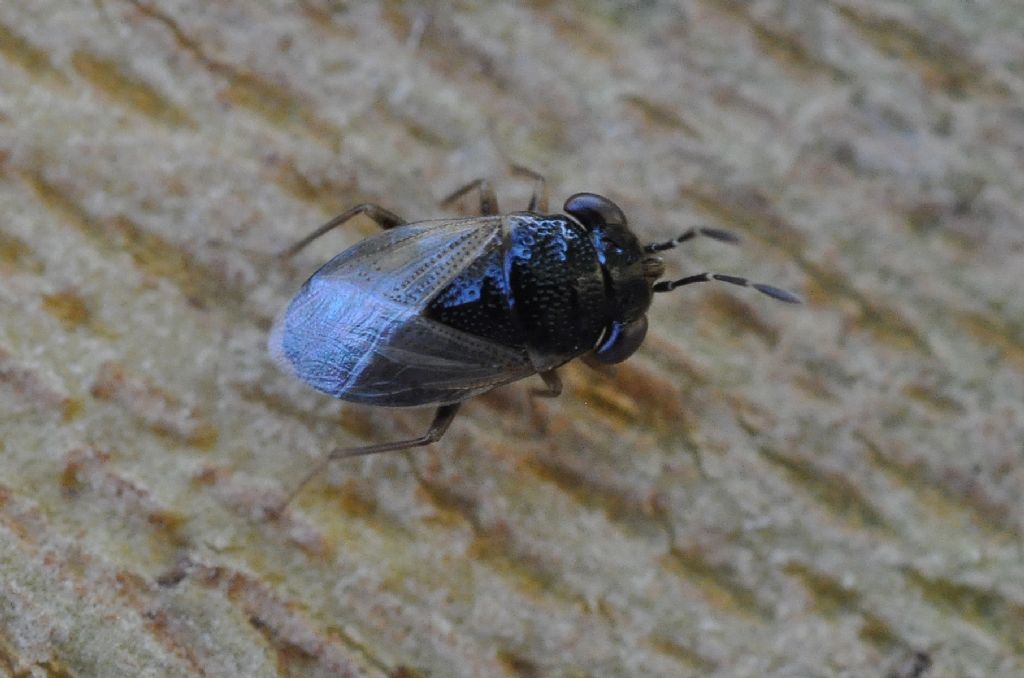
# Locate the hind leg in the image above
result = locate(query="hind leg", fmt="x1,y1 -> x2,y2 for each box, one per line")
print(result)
281,203 -> 405,259
276,404 -> 462,512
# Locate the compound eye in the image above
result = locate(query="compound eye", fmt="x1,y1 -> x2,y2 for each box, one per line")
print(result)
592,316 -> 648,364
564,193 -> 627,230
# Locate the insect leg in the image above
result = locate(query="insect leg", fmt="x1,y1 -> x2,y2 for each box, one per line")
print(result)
530,370 -> 562,398
441,178 -> 499,215
329,403 -> 462,459
526,370 -> 561,435
510,165 -> 548,212
275,404 -> 462,513
280,203 -> 405,259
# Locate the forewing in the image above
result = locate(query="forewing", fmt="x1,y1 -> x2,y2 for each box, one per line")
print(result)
269,217 -> 533,405
333,312 -> 534,406
314,217 -> 505,307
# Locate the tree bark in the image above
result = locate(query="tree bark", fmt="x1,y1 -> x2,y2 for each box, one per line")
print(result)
1,1 -> 1022,676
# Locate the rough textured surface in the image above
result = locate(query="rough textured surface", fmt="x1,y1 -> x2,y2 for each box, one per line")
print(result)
1,1 -> 1023,676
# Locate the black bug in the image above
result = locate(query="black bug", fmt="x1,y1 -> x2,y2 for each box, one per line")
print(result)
270,172 -> 798,497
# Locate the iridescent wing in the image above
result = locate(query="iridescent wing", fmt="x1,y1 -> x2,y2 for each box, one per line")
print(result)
269,217 -> 535,406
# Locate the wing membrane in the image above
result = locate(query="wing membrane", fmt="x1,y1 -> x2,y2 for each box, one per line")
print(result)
269,217 -> 534,406
315,217 -> 504,306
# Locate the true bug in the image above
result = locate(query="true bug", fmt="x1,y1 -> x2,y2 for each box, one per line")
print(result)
270,172 -> 798,497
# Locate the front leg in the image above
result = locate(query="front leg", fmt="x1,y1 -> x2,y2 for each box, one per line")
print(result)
510,165 -> 548,212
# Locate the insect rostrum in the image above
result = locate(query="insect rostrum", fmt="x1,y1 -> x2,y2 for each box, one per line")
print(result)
270,177 -> 798,489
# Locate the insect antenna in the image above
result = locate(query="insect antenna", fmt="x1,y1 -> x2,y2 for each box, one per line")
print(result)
653,272 -> 802,303
644,227 -> 739,253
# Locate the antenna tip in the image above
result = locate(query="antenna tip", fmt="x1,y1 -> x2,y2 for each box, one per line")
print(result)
753,284 -> 802,304
700,227 -> 741,244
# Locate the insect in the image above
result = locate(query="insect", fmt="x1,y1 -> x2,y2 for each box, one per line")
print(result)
270,171 -> 798,496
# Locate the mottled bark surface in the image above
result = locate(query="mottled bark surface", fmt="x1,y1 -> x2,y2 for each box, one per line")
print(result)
1,1 -> 1022,676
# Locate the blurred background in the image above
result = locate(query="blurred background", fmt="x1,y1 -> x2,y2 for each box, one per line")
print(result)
1,1 -> 1022,676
